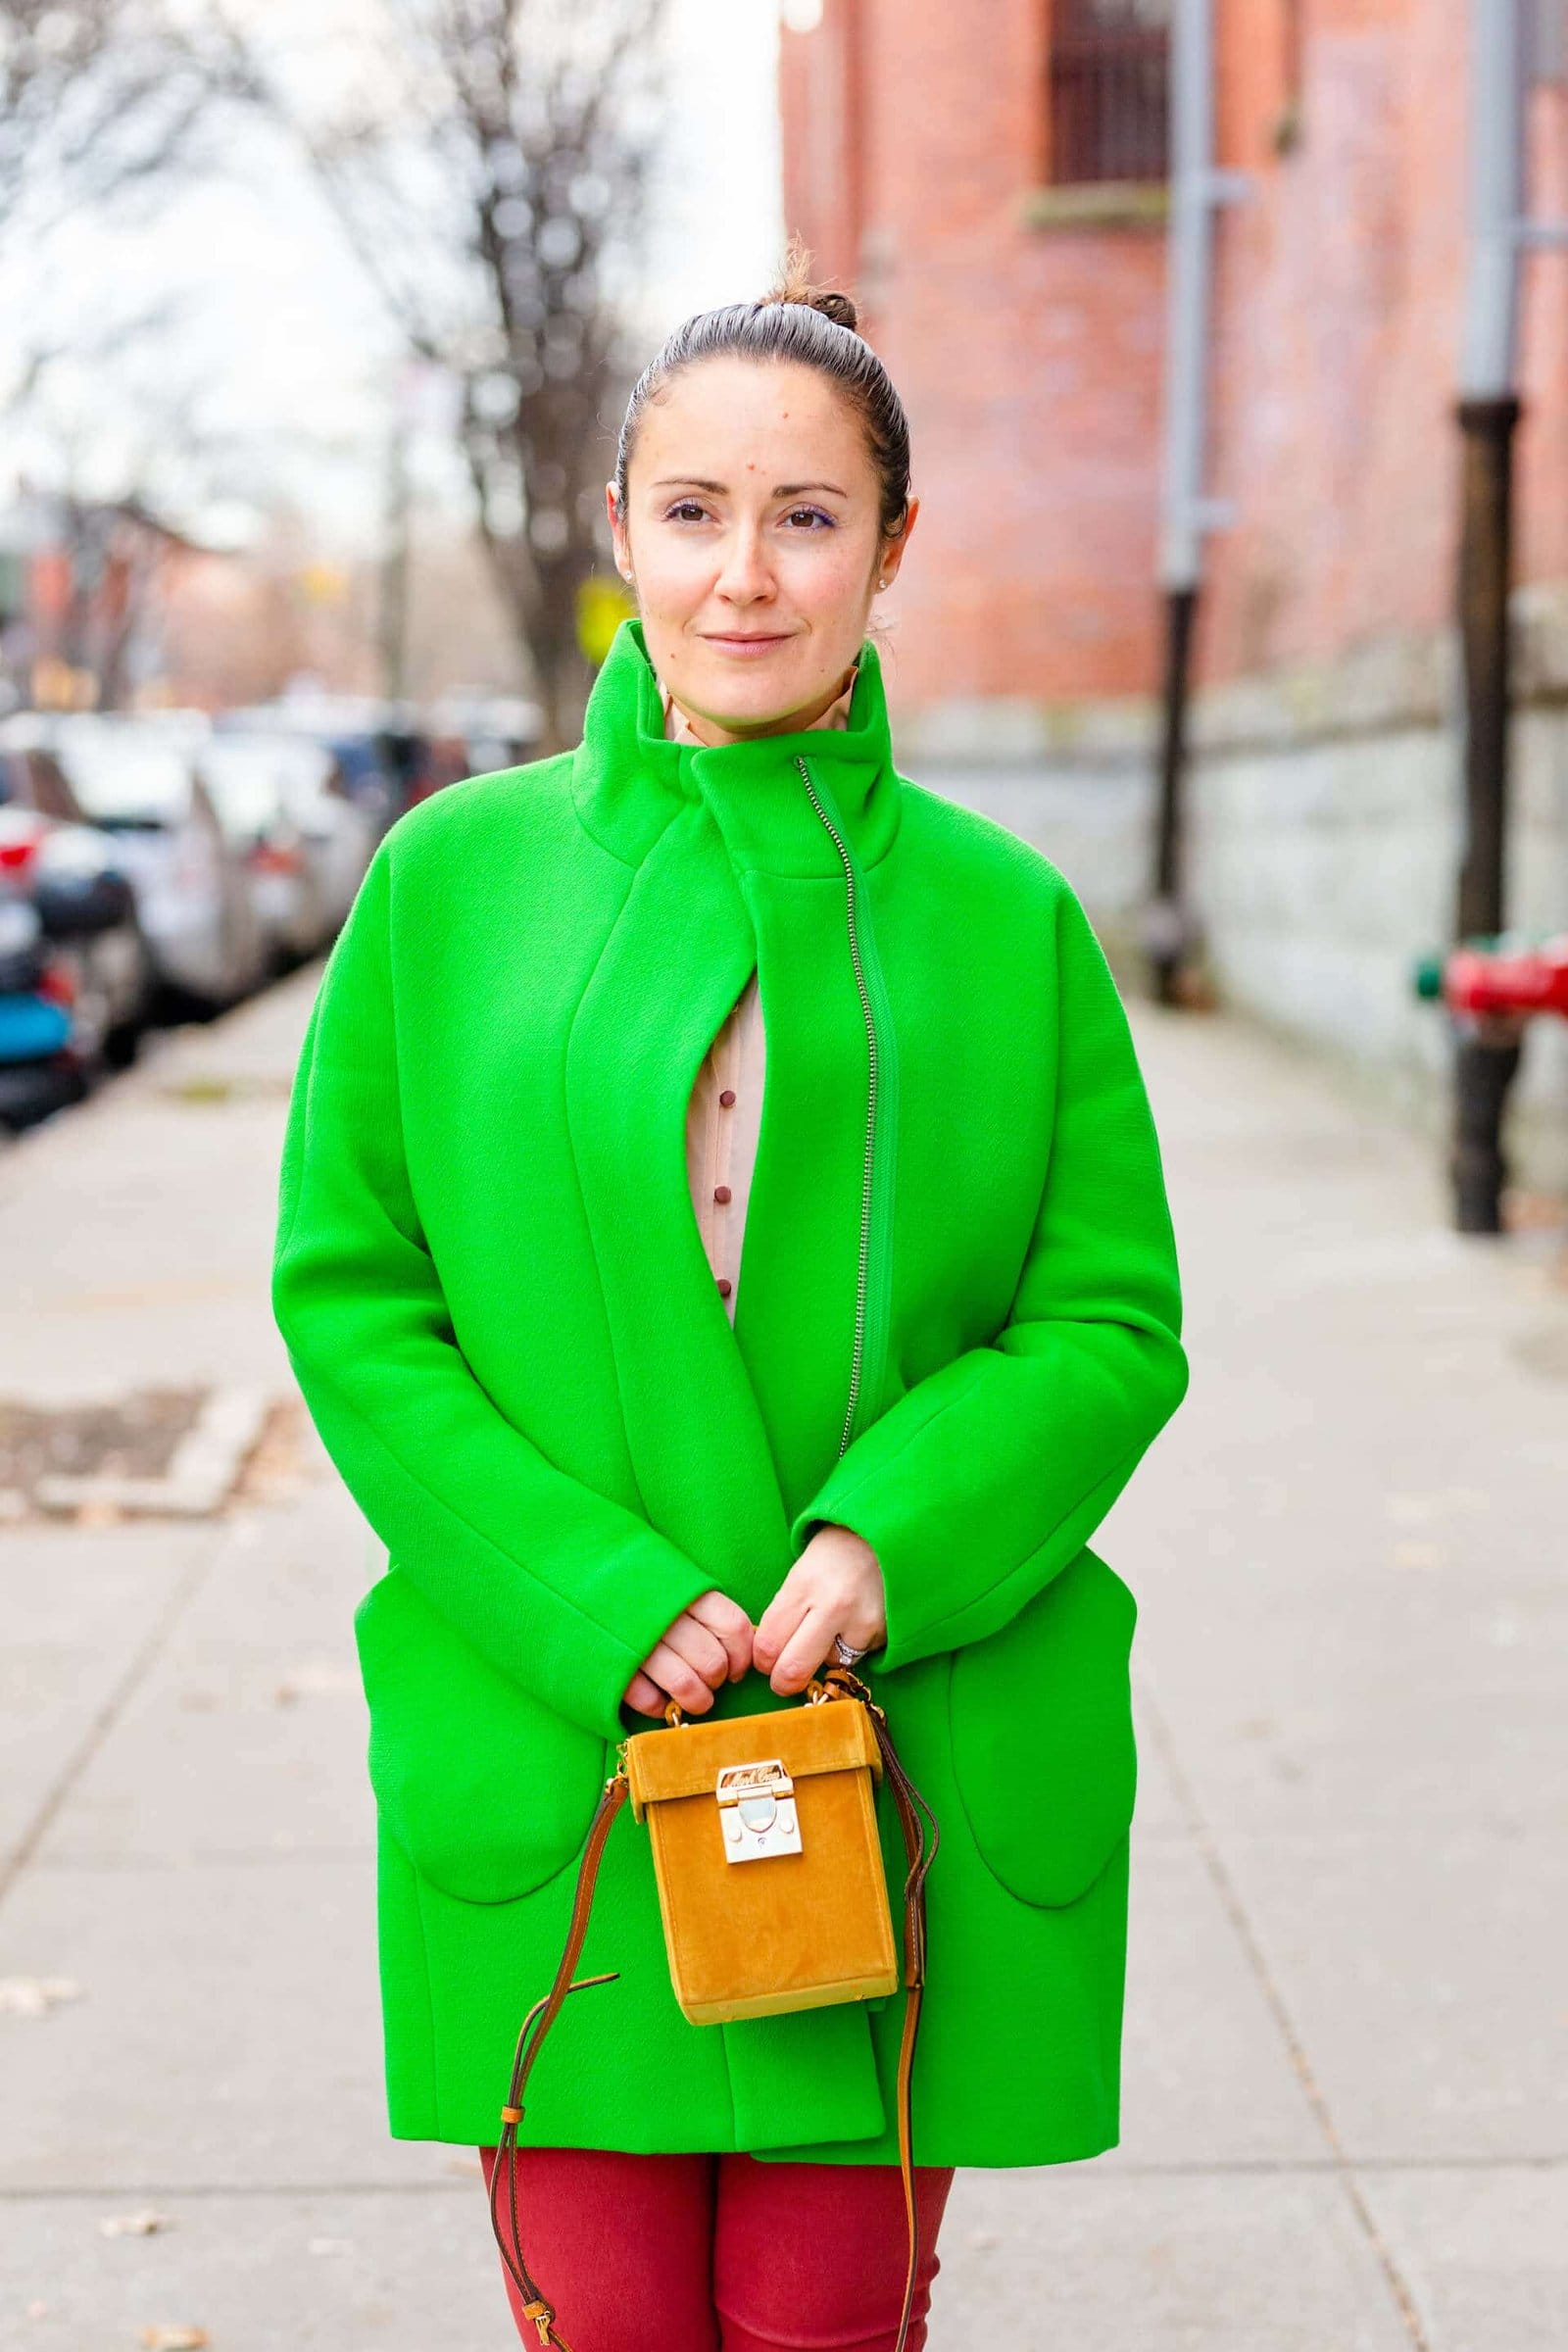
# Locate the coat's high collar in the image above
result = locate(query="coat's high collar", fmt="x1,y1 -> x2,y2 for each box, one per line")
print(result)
570,617 -> 904,876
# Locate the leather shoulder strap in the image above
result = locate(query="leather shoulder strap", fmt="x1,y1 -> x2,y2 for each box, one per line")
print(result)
863,1688 -> 942,2349
490,1693 -> 939,2352
489,1771 -> 628,2347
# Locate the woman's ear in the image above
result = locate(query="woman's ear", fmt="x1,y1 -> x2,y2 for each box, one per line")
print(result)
875,495 -> 920,594
606,483 -> 632,581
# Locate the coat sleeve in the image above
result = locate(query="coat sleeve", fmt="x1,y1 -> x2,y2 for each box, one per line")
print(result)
788,874 -> 1190,1675
271,835 -> 717,1745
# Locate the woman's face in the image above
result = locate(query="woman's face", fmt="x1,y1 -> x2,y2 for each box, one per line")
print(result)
607,354 -> 917,745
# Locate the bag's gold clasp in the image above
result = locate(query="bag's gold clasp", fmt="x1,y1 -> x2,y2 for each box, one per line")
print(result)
714,1757 -> 803,1863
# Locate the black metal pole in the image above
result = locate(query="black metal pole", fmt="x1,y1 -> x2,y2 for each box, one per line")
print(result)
1450,392 -> 1523,1233
1148,583 -> 1199,1005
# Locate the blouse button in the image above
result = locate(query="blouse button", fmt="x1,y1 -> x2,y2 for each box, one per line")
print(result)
713,1184 -> 732,1203
718,1088 -> 737,1107
716,1276 -> 733,1298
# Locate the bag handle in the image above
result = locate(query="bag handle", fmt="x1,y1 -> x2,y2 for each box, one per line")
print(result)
488,1666 -> 940,2352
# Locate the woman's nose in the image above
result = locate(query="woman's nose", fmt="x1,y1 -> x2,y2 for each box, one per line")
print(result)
713,528 -> 775,601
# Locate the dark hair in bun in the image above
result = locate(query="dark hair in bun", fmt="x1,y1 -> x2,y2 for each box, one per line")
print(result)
759,236 -> 861,333
613,232 -> 911,558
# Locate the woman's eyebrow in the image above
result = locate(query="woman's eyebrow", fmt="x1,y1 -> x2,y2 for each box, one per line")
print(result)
649,476 -> 849,498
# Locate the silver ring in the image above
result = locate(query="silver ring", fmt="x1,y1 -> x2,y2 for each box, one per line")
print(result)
832,1633 -> 871,1666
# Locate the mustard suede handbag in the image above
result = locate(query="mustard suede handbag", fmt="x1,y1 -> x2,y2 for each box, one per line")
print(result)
489,1662 -> 940,2351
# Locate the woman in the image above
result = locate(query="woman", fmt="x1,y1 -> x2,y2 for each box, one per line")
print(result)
271,252 -> 1190,2352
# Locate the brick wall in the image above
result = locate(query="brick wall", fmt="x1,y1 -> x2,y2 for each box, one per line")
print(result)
779,0 -> 1568,711
1204,0 -> 1568,683
780,0 -> 1169,717
777,0 -> 1568,1188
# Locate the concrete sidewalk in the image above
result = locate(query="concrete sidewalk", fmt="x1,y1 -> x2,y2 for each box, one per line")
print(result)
0,964 -> 1563,2349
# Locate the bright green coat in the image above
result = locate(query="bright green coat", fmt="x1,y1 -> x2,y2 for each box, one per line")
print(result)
271,617 -> 1189,2169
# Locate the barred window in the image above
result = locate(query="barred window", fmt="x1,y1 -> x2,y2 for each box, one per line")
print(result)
1527,0 -> 1568,84
1048,0 -> 1172,185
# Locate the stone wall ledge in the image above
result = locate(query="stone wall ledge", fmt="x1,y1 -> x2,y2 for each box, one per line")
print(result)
1195,582 -> 1568,753
902,580 -> 1568,766
901,691 -> 1159,768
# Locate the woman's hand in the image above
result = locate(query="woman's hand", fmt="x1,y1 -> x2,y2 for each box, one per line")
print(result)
621,1589 -> 756,1720
752,1524 -> 887,1695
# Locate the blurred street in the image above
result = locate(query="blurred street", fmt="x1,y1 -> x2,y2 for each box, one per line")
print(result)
0,960 -> 1562,2350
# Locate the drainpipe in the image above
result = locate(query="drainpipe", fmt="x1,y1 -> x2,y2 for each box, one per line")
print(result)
1150,0 -> 1247,1004
1448,0 -> 1568,1230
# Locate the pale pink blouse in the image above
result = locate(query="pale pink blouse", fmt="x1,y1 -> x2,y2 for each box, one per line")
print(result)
660,663 -> 858,1324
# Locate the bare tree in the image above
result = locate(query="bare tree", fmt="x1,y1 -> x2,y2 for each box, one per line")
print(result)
3,304 -> 355,710
224,0 -> 671,752
0,0 -> 236,232
20,485 -> 201,710
0,1 -> 275,710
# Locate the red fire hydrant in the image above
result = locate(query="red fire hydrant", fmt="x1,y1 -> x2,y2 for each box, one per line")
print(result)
1414,934 -> 1568,1232
1414,933 -> 1568,1030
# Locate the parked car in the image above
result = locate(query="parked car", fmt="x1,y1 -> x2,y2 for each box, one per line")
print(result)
426,690 -> 543,776
195,732 -> 373,967
215,695 -> 406,833
0,884 -> 98,1130
215,690 -> 528,828
315,731 -> 399,834
0,746 -> 158,1059
272,738 -> 379,939
0,713 -> 270,1012
194,733 -> 325,970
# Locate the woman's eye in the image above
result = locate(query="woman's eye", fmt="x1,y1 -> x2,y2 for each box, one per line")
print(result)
660,501 -> 833,528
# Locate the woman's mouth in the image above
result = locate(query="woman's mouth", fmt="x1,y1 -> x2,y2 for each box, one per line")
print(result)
703,632 -> 794,657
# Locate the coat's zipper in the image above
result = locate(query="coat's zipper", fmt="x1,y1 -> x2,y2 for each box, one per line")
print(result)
793,753 -> 894,1458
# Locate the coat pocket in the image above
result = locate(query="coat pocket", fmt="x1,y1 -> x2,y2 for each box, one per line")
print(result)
354,1566 -> 606,1905
948,1544 -> 1138,1908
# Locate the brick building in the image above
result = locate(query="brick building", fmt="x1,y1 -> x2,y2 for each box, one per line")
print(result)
781,0 -> 1171,712
779,0 -> 1568,1187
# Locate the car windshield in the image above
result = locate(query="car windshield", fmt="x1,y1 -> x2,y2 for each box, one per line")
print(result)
51,723 -> 191,823
197,739 -> 292,830
271,740 -> 337,810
